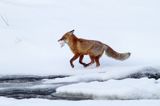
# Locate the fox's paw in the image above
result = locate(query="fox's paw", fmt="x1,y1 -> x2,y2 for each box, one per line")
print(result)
84,64 -> 89,68
71,64 -> 74,68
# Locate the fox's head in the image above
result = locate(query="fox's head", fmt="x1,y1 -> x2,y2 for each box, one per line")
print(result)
58,30 -> 75,47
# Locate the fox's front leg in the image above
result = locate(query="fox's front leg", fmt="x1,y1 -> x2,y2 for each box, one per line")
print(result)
70,54 -> 80,68
79,55 -> 88,67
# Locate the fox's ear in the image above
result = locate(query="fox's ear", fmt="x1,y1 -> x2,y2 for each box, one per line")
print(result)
69,30 -> 75,34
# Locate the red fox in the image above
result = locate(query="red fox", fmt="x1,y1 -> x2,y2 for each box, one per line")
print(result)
58,30 -> 131,68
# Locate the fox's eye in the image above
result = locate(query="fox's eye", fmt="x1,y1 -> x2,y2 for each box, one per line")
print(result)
63,37 -> 66,40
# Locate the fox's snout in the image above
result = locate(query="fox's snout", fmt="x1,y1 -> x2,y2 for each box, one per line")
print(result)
58,38 -> 63,42
58,38 -> 65,48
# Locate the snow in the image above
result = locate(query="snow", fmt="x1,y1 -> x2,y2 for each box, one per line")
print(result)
0,97 -> 160,106
0,0 -> 160,75
0,0 -> 160,104
43,66 -> 160,83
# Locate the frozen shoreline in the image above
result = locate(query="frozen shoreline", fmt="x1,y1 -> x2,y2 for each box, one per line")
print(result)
0,66 -> 160,100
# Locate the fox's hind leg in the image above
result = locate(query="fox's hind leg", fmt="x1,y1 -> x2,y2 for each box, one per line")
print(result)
79,55 -> 88,67
95,56 -> 101,67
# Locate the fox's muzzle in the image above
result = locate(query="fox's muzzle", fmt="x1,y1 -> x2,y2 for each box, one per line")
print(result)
58,38 -> 65,48
58,38 -> 63,42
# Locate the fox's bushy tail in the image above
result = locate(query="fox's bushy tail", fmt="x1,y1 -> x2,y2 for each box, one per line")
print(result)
104,45 -> 131,61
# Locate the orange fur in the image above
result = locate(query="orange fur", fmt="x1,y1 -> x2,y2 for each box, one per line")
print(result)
58,30 -> 131,68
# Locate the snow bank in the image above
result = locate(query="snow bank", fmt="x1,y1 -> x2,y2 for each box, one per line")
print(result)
44,66 -> 160,84
56,78 -> 160,100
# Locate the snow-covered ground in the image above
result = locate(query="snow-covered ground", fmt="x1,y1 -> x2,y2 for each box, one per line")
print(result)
0,0 -> 160,105
0,0 -> 160,75
1,97 -> 160,106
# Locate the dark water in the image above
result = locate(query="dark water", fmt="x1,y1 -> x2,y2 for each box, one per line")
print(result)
0,75 -> 71,100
